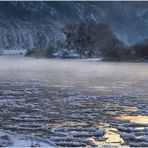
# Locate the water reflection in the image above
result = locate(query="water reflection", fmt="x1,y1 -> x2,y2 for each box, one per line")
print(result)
115,115 -> 148,124
122,106 -> 138,112
90,123 -> 124,147
0,56 -> 148,96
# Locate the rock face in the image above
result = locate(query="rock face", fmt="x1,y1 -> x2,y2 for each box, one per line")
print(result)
0,1 -> 148,50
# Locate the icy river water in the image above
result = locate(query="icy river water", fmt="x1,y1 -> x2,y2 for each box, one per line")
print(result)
0,56 -> 148,147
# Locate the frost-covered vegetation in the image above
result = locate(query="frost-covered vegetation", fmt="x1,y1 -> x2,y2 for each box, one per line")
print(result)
64,21 -> 128,60
0,2 -> 148,60
63,21 -> 148,60
1,1 -> 148,50
26,20 -> 148,61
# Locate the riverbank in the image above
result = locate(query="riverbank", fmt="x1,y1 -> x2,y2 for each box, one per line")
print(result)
25,50 -> 148,62
102,57 -> 148,63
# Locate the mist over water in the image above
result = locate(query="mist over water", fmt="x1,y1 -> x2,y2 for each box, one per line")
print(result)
0,56 -> 148,96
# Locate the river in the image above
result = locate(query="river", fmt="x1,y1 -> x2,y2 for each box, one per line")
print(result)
0,56 -> 148,147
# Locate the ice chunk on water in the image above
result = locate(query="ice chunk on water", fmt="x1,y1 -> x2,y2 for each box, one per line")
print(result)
122,133 -> 136,140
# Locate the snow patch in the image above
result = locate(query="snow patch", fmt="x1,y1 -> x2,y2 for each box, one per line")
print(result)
0,130 -> 55,147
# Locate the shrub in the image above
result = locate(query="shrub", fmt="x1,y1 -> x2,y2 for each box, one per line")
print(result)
25,46 -> 55,58
64,21 -> 128,59
132,39 -> 148,59
46,46 -> 55,58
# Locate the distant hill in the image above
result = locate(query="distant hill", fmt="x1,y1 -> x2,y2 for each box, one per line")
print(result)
0,1 -> 148,50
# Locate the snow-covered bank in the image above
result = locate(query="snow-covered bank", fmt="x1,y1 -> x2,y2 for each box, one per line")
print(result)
0,50 -> 27,56
0,130 -> 55,147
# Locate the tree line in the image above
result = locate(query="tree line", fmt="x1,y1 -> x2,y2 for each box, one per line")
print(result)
64,20 -> 148,61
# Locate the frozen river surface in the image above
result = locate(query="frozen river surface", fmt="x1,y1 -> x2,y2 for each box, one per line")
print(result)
0,56 -> 148,147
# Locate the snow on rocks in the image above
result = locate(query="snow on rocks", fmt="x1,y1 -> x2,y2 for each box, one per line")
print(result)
0,130 -> 55,147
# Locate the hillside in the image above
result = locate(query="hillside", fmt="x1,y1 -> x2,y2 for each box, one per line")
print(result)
0,2 -> 148,52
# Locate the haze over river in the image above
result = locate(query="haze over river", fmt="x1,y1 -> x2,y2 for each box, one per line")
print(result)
0,56 -> 148,147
